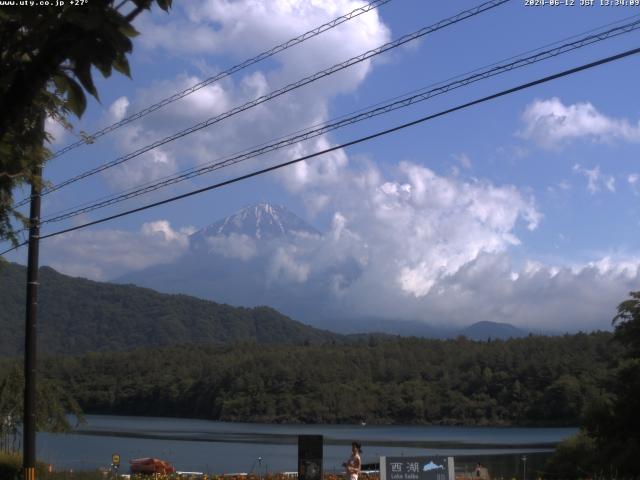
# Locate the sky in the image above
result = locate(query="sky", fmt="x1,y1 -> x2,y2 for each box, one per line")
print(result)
5,0 -> 640,331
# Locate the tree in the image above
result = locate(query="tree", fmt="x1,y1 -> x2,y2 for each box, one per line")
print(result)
0,364 -> 84,453
546,291 -> 640,477
585,291 -> 640,474
0,0 -> 172,245
544,432 -> 598,480
612,290 -> 640,357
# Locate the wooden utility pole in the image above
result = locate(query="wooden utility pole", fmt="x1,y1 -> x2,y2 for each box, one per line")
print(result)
23,118 -> 43,480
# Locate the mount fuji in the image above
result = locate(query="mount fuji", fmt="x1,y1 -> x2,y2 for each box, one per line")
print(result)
190,203 -> 319,246
117,203 -> 334,321
116,203 -> 526,338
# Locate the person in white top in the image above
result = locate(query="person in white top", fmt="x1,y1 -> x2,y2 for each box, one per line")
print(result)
344,441 -> 362,480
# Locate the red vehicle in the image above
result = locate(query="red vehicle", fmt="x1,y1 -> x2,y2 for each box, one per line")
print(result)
129,457 -> 176,475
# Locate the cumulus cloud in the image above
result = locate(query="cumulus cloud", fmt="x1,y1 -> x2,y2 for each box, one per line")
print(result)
254,156 -> 640,330
520,97 -> 640,148
138,0 -> 390,79
280,160 -> 541,299
99,0 -> 390,190
141,220 -> 194,246
424,252 -> 640,331
268,246 -> 311,284
36,220 -> 195,280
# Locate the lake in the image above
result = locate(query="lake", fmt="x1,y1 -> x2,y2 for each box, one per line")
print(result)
36,415 -> 576,476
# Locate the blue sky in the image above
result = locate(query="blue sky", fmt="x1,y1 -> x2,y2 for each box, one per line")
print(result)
5,0 -> 640,330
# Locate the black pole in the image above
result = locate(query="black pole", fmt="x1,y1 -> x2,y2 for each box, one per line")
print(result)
23,132 -> 43,480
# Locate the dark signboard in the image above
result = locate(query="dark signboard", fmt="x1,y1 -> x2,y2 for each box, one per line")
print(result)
298,435 -> 323,480
381,456 -> 453,480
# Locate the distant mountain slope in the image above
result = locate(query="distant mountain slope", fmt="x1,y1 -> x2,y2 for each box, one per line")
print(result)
460,321 -> 527,340
117,202 -> 325,314
0,262 -> 341,357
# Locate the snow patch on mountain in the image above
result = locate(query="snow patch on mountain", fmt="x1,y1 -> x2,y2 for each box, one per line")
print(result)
190,203 -> 319,254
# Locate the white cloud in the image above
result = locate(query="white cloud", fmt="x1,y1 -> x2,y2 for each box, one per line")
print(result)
45,116 -> 67,145
141,220 -> 194,247
108,97 -> 130,123
103,142 -> 177,190
573,164 -> 615,194
280,136 -> 349,191
430,253 -> 640,331
280,160 -> 541,300
100,0 -> 390,190
206,233 -> 257,260
259,155 -> 640,330
268,246 -> 310,284
36,220 -> 194,280
520,97 -> 640,148
138,0 -> 390,73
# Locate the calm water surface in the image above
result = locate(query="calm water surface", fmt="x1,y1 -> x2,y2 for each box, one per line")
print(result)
37,415 -> 576,476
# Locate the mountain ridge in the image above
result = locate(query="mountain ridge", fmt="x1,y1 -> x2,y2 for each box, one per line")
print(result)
0,261 -> 341,357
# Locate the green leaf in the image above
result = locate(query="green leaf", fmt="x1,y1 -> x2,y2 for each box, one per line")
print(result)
65,76 -> 87,118
93,56 -> 113,78
73,60 -> 98,101
112,54 -> 131,78
156,0 -> 172,12
118,22 -> 140,38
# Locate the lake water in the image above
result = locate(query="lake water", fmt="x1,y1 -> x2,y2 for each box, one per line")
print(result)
36,415 -> 576,476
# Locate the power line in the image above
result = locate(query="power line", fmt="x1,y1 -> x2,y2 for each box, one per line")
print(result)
3,44 -> 639,257
46,0 -> 394,160
35,17 -> 640,226
14,0 -> 509,208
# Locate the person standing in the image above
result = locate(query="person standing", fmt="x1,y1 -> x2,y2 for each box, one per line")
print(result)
344,442 -> 362,480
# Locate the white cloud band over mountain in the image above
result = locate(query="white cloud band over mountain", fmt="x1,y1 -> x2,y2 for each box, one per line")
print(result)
19,159 -> 639,332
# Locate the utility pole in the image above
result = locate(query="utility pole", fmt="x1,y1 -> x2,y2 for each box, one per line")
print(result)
23,116 -> 43,480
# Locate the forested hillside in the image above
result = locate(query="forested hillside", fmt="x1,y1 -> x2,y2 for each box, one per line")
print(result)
0,262 -> 339,356
16,332 -> 620,426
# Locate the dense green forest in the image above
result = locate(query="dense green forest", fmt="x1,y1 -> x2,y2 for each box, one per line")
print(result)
545,292 -> 640,478
0,262 -> 340,356
0,332 -> 619,427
